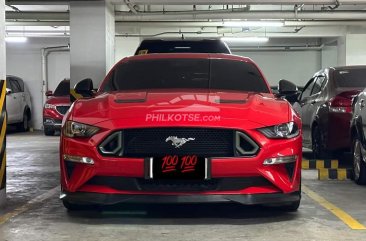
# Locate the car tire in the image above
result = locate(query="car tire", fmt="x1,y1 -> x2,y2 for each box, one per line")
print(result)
352,138 -> 366,185
44,127 -> 55,136
312,125 -> 328,159
16,112 -> 29,132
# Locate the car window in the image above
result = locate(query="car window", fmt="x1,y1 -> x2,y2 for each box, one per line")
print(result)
103,58 -> 269,93
300,78 -> 316,100
53,79 -> 70,96
310,76 -> 325,95
15,77 -> 24,92
334,68 -> 366,88
9,79 -> 21,93
135,40 -> 231,55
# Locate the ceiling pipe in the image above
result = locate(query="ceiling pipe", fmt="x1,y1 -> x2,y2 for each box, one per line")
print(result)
121,0 -> 366,4
6,10 -> 366,21
5,0 -> 366,4
115,10 -> 366,21
230,44 -> 325,52
6,20 -> 366,27
41,45 -> 69,105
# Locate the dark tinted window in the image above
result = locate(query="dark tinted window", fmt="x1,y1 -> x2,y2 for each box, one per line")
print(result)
311,76 -> 325,95
135,40 -> 231,55
14,77 -> 24,92
9,79 -> 21,93
334,68 -> 366,88
301,78 -> 316,99
103,59 -> 269,93
54,79 -> 70,96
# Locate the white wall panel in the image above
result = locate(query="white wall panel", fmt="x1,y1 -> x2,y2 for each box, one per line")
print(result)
6,38 -> 70,130
233,50 -> 321,87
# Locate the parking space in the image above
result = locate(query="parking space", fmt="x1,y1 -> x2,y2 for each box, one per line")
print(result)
1,132 -> 366,241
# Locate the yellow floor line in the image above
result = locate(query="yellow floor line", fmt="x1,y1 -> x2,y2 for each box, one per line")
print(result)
303,185 -> 366,230
0,185 -> 59,225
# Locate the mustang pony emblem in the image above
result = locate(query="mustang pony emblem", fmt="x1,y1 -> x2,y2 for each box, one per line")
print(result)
165,136 -> 195,148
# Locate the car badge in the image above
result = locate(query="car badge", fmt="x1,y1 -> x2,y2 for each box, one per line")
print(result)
165,136 -> 195,148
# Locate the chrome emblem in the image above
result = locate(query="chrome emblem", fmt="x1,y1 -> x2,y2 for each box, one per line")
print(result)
165,136 -> 195,148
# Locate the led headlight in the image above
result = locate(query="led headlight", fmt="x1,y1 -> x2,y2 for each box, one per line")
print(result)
258,122 -> 299,139
44,103 -> 56,109
63,121 -> 100,138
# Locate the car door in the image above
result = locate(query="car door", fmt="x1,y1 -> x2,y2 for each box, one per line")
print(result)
307,75 -> 327,134
295,78 -> 316,146
13,77 -> 27,114
8,78 -> 22,122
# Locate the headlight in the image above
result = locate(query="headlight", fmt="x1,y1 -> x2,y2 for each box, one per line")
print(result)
63,121 -> 100,138
44,103 -> 56,109
258,122 -> 300,139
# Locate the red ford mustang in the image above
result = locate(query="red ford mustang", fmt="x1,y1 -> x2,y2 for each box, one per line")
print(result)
60,53 -> 302,211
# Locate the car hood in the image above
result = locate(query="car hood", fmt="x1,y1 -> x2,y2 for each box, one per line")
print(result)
70,90 -> 290,128
46,96 -> 70,105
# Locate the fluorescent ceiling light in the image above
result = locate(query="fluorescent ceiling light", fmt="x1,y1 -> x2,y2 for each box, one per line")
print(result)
5,36 -> 28,43
221,37 -> 269,43
223,21 -> 284,27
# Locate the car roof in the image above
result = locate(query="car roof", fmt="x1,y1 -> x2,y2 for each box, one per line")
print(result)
331,65 -> 366,71
122,53 -> 254,64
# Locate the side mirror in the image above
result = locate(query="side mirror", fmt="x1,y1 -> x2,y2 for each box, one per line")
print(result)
45,90 -> 53,97
6,88 -> 12,95
74,78 -> 94,98
277,79 -> 300,104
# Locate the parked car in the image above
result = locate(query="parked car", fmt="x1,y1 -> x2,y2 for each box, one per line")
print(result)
43,78 -> 70,136
293,66 -> 366,158
135,38 -> 231,55
350,87 -> 366,185
6,75 -> 32,131
60,53 -> 302,211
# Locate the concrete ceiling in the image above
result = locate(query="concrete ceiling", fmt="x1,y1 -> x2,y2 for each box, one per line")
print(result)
4,0 -> 366,42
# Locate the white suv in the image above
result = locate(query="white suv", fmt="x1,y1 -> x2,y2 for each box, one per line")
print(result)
6,75 -> 32,131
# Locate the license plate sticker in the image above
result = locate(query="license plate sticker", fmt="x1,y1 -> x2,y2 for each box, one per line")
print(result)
150,155 -> 207,180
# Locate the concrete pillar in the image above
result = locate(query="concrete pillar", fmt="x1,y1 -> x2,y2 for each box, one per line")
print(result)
114,37 -> 140,63
69,1 -> 115,88
337,32 -> 366,66
345,34 -> 366,65
0,0 -> 6,208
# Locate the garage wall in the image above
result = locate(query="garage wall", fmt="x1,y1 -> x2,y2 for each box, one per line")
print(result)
346,34 -> 366,65
321,46 -> 338,69
6,38 -> 70,130
233,50 -> 322,87
115,37 -> 140,62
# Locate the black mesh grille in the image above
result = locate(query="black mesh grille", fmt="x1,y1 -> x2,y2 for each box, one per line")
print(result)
99,128 -> 260,158
121,128 -> 234,157
85,176 -> 272,192
56,105 -> 70,115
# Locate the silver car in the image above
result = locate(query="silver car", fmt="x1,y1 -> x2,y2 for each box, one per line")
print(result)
6,75 -> 32,131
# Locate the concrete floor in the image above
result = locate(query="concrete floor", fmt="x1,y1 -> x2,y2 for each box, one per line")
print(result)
1,132 -> 366,241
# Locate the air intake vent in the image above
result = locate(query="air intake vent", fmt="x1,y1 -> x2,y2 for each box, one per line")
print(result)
235,132 -> 259,156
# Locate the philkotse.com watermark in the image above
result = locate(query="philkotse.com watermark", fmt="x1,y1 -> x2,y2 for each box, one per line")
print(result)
146,113 -> 221,122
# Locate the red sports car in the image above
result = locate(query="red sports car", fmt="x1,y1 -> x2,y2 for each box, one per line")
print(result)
43,78 -> 70,136
60,53 -> 302,211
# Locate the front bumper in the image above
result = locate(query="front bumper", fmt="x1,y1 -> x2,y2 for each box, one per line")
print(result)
43,118 -> 62,129
61,191 -> 301,205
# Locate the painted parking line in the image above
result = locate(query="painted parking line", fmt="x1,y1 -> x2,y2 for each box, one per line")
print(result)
303,185 -> 366,230
0,185 -> 60,225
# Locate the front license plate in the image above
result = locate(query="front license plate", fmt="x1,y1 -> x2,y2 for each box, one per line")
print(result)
150,155 -> 207,180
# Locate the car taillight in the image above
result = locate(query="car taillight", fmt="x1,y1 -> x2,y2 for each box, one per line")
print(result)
329,95 -> 352,113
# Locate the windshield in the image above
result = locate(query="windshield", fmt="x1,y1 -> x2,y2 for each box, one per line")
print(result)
334,68 -> 366,88
102,59 -> 269,93
53,79 -> 70,96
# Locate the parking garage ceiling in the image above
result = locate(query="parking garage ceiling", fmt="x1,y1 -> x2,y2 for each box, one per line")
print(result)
4,0 -> 366,40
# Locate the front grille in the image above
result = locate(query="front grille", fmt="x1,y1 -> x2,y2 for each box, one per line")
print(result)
56,105 -> 70,115
98,128 -> 260,158
85,176 -> 272,192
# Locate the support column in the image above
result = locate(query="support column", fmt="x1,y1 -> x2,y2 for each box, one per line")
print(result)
0,0 -> 6,208
70,1 -> 115,89
345,33 -> 366,65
